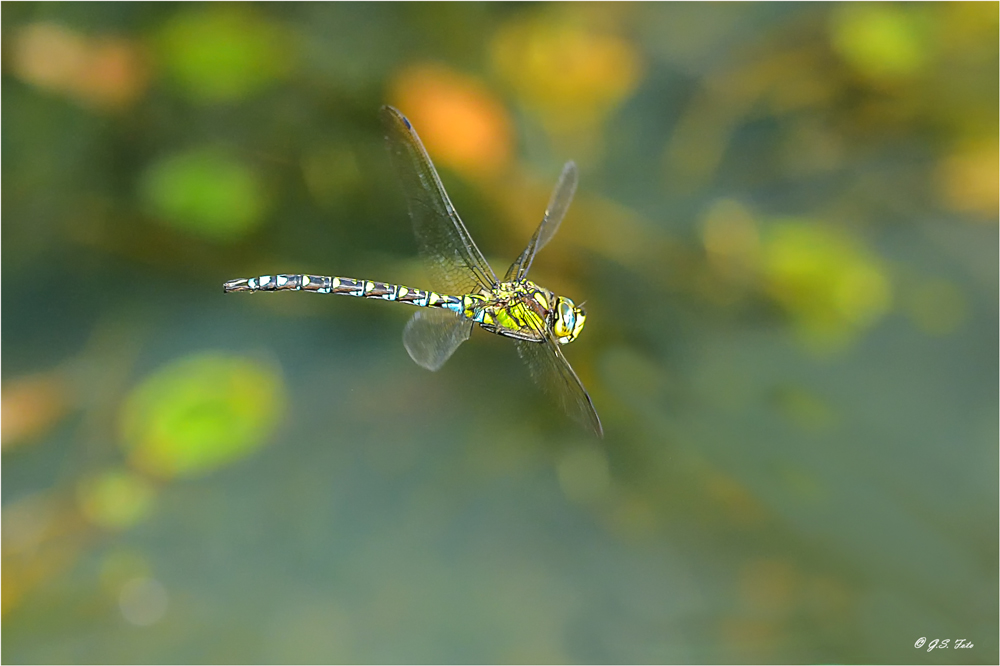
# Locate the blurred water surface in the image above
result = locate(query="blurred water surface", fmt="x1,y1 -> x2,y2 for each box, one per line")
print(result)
2,3 -> 997,664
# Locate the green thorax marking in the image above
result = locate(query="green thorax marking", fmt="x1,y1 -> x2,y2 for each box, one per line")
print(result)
461,279 -> 553,343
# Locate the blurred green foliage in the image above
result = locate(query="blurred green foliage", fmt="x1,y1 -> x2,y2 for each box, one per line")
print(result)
157,6 -> 292,103
77,467 -> 157,530
761,220 -> 891,349
830,4 -> 929,81
140,148 -> 268,240
119,353 -> 285,478
2,2 -> 997,664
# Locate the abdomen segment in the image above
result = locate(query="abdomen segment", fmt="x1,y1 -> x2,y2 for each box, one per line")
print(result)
223,274 -> 464,311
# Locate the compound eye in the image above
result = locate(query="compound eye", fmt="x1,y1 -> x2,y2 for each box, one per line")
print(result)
554,300 -> 576,339
560,300 -> 575,325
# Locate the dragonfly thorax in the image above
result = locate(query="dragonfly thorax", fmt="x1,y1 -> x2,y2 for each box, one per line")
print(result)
460,279 -> 586,345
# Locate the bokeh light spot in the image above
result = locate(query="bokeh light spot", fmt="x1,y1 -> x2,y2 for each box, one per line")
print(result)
762,221 -> 891,350
13,23 -> 148,110
1,372 -> 70,450
119,577 -> 169,627
390,63 -> 513,178
119,353 -> 285,478
834,263 -> 891,325
830,5 -> 928,81
77,468 -> 156,530
491,17 -> 643,134
157,7 -> 291,103
139,148 -> 267,241
935,143 -> 1000,217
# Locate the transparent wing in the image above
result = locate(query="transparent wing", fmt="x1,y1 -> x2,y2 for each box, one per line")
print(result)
514,333 -> 603,438
504,161 -> 578,282
403,309 -> 473,371
381,106 -> 498,295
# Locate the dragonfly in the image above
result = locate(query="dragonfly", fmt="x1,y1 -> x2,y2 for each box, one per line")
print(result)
224,106 -> 602,437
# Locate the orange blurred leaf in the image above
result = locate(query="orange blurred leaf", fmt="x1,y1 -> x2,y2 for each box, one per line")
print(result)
13,23 -> 149,110
390,63 -> 513,178
2,373 -> 71,450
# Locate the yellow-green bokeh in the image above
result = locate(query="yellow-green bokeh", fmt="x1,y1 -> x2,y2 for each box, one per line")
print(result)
157,7 -> 292,104
829,4 -> 930,81
119,353 -> 286,478
139,148 -> 267,241
77,468 -> 157,530
761,221 -> 891,349
491,12 -> 643,139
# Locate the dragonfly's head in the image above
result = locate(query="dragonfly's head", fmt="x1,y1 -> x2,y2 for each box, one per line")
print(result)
553,296 -> 587,344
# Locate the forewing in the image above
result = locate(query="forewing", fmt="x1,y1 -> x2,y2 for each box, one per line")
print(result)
514,335 -> 603,438
381,106 -> 498,295
504,161 -> 578,281
403,309 -> 473,371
